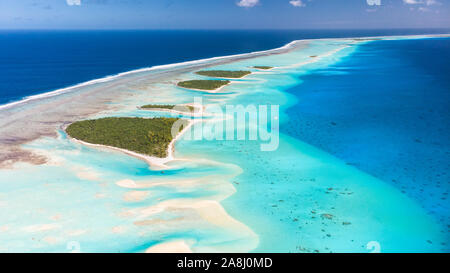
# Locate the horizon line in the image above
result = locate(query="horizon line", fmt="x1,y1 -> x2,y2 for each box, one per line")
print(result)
1,27 -> 450,31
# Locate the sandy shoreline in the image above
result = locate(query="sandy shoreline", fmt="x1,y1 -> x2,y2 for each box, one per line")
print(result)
65,100 -> 215,170
65,117 -> 198,169
145,240 -> 193,253
2,34 -> 448,168
0,37 -> 307,168
0,33 -> 449,112
141,199 -> 259,253
1,33 -> 449,253
0,39 -> 303,112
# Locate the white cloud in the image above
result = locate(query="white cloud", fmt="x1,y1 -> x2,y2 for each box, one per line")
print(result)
237,0 -> 259,8
403,0 -> 441,12
366,0 -> 381,6
289,0 -> 305,7
403,0 -> 440,4
66,0 -> 81,5
425,0 -> 441,6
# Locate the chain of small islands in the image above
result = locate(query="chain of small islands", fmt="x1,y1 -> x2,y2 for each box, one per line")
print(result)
65,67 -> 274,165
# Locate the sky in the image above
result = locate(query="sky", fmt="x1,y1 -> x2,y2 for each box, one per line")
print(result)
0,0 -> 449,29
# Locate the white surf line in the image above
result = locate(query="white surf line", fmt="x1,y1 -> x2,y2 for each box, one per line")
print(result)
181,41 -> 363,95
156,39 -> 380,165
0,41 -> 301,111
179,41 -> 373,140
273,42 -> 358,71
3,34 -> 448,112
45,34 -> 450,168
183,45 -> 353,96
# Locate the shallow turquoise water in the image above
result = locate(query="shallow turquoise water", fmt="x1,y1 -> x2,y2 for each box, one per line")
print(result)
284,38 -> 450,243
0,37 -> 447,252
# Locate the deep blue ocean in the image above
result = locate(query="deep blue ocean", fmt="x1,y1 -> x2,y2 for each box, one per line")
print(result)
284,37 -> 450,231
0,29 -> 449,251
0,29 -> 449,231
0,29 -> 449,105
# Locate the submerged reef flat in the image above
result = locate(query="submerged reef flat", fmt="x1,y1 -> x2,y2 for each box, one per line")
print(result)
1,35 -> 449,253
253,66 -> 273,70
195,70 -> 251,78
66,117 -> 186,158
177,80 -> 230,91
0,39 -> 304,168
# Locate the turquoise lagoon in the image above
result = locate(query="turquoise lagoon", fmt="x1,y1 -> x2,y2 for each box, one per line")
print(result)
0,37 -> 447,252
